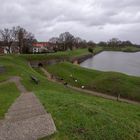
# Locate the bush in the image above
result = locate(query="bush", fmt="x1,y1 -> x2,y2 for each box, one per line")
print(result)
88,47 -> 93,53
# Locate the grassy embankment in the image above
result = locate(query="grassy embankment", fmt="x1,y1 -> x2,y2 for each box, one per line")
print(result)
20,46 -> 140,62
20,47 -> 103,61
47,62 -> 140,102
0,50 -> 140,140
0,83 -> 19,119
102,46 -> 140,52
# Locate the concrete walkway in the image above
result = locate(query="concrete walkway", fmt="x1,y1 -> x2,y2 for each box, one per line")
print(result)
0,76 -> 56,140
41,67 -> 140,105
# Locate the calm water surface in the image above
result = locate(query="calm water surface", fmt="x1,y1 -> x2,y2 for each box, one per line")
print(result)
80,51 -> 140,77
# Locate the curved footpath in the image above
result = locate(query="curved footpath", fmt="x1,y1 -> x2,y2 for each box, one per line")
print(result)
41,67 -> 140,106
0,76 -> 56,140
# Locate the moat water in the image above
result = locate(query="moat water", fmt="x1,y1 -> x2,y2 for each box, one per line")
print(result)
80,51 -> 140,77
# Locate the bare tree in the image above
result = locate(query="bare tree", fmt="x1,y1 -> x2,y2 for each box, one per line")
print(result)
0,28 -> 15,53
98,41 -> 107,47
14,26 -> 36,53
59,32 -> 75,50
121,40 -> 132,47
79,39 -> 87,48
0,26 -> 36,54
23,32 -> 36,53
49,37 -> 59,44
108,38 -> 121,47
49,37 -> 59,51
74,37 -> 83,48
87,41 -> 96,48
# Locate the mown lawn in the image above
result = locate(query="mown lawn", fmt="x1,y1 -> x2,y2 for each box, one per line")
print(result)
36,84 -> 140,140
20,46 -> 140,62
0,55 -> 140,140
20,47 -> 104,61
21,48 -> 91,61
102,46 -> 140,52
47,62 -> 140,101
0,83 -> 20,119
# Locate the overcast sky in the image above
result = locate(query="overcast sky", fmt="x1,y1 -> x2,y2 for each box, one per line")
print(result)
0,0 -> 140,43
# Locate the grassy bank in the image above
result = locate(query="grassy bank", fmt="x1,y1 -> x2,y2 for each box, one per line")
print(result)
20,48 -> 91,61
0,55 -> 140,140
20,47 -> 103,61
102,46 -> 140,52
20,46 -> 140,62
47,62 -> 140,101
0,83 -> 20,119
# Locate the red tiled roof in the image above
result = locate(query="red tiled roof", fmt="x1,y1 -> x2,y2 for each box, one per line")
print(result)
32,42 -> 49,47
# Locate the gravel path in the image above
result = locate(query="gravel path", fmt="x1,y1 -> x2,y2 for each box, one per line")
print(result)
41,67 -> 140,105
0,76 -> 56,140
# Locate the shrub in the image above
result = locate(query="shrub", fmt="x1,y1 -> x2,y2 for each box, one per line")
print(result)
88,47 -> 93,53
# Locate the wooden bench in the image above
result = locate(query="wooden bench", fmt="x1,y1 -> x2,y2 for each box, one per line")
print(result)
31,76 -> 39,84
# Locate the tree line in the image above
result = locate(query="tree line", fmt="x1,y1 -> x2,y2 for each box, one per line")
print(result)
98,38 -> 139,48
0,26 -> 139,54
49,32 -> 90,51
49,33 -> 139,51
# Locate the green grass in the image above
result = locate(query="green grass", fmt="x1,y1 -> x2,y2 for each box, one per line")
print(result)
0,55 -> 140,140
20,48 -> 91,61
20,47 -> 103,61
53,48 -> 90,57
37,85 -> 140,140
102,46 -> 140,52
20,46 -> 140,62
47,62 -> 140,101
0,83 -> 20,119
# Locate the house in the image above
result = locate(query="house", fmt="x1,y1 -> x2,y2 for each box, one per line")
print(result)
0,47 -> 4,54
0,41 -> 20,54
32,42 -> 57,53
32,42 -> 49,53
0,41 -> 7,54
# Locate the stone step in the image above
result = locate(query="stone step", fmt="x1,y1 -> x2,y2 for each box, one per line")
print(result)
10,95 -> 37,105
15,94 -> 37,101
16,96 -> 36,101
11,99 -> 39,105
16,98 -> 38,103
15,92 -> 35,99
8,101 -> 42,111
16,93 -> 35,98
11,99 -> 40,107
6,109 -> 46,122
0,114 -> 56,140
8,103 -> 43,112
6,106 -> 45,116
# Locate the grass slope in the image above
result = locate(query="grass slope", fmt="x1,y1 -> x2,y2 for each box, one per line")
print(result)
21,48 -> 91,61
20,47 -> 104,61
47,62 -> 140,101
20,46 -> 140,62
0,55 -> 140,140
103,46 -> 140,52
0,83 -> 19,119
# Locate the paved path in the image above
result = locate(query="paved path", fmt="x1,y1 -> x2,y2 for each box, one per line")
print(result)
0,76 -> 56,140
41,68 -> 140,105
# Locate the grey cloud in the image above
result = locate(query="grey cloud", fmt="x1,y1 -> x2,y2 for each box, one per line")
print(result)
0,0 -> 140,43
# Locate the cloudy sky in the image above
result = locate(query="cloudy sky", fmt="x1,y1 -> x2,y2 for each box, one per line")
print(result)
0,0 -> 140,43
